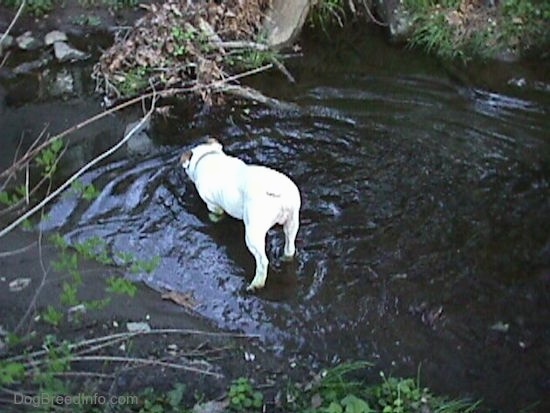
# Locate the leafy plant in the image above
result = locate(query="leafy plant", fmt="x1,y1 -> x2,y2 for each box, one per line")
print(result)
117,67 -> 149,97
0,361 -> 25,385
71,179 -> 101,200
228,377 -> 264,412
101,0 -> 139,10
106,276 -> 138,297
1,0 -> 56,16
288,363 -> 479,413
42,305 -> 64,327
72,14 -> 102,27
135,383 -> 187,412
36,138 -> 64,178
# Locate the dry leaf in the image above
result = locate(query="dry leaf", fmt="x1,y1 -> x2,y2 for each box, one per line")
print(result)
161,291 -> 197,309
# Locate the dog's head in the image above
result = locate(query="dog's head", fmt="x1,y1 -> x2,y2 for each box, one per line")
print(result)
180,138 -> 224,180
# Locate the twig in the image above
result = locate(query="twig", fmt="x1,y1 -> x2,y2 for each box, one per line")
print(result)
0,96 -> 157,239
221,84 -> 300,112
209,40 -> 269,51
32,355 -> 223,378
360,0 -> 388,27
0,242 -> 36,258
0,0 -> 25,58
13,183 -> 52,334
6,329 -> 259,363
52,371 -> 114,379
271,57 -> 296,83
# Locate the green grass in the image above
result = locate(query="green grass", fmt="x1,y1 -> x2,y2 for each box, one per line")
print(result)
309,0 -> 347,32
404,0 -> 550,60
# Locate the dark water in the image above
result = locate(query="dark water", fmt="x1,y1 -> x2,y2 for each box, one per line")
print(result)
38,29 -> 549,411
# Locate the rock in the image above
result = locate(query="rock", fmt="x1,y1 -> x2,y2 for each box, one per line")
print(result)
126,321 -> 151,332
44,30 -> 68,46
9,277 -> 31,292
264,0 -> 312,48
67,304 -> 87,322
49,69 -> 75,97
0,33 -> 14,48
125,119 -> 154,156
53,41 -> 88,62
13,56 -> 52,75
16,31 -> 42,50
375,0 -> 414,42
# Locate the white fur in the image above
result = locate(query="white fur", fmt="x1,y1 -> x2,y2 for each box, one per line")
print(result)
181,139 -> 301,291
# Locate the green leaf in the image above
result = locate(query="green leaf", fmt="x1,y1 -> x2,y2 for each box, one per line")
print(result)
43,305 -> 63,326
341,395 -> 371,413
326,401 -> 343,413
167,383 -> 185,408
0,362 -> 25,384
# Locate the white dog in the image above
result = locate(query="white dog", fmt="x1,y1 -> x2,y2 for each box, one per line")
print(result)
180,138 -> 301,291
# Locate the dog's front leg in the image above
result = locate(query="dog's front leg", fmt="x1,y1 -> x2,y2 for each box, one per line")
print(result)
244,226 -> 269,291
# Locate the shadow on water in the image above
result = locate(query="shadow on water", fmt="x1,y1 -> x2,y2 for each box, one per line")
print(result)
35,28 -> 549,411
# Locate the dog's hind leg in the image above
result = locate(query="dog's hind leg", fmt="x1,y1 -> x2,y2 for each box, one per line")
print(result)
244,225 -> 269,291
282,208 -> 299,260
206,203 -> 225,223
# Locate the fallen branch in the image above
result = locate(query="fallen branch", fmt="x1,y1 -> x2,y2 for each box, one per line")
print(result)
221,84 -> 300,112
0,242 -> 36,258
29,355 -> 223,378
6,328 -> 259,363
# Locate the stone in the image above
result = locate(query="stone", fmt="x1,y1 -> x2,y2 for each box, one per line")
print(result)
125,119 -> 154,156
263,0 -> 312,48
53,41 -> 88,62
374,0 -> 414,42
16,31 -> 42,50
0,33 -> 14,48
126,321 -> 151,332
44,30 -> 68,46
49,69 -> 75,97
13,56 -> 52,75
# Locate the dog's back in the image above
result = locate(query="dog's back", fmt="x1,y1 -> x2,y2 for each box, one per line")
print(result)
242,165 -> 301,228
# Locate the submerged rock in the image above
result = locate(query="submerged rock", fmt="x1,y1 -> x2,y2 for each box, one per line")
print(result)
53,41 -> 88,62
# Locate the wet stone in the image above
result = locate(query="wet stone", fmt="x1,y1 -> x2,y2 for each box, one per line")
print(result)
16,31 -> 42,51
49,69 -> 75,97
44,30 -> 68,46
12,56 -> 52,75
53,41 -> 88,62
0,33 -> 14,48
125,119 -> 154,156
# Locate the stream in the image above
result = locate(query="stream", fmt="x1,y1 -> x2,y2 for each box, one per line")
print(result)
3,27 -> 549,412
